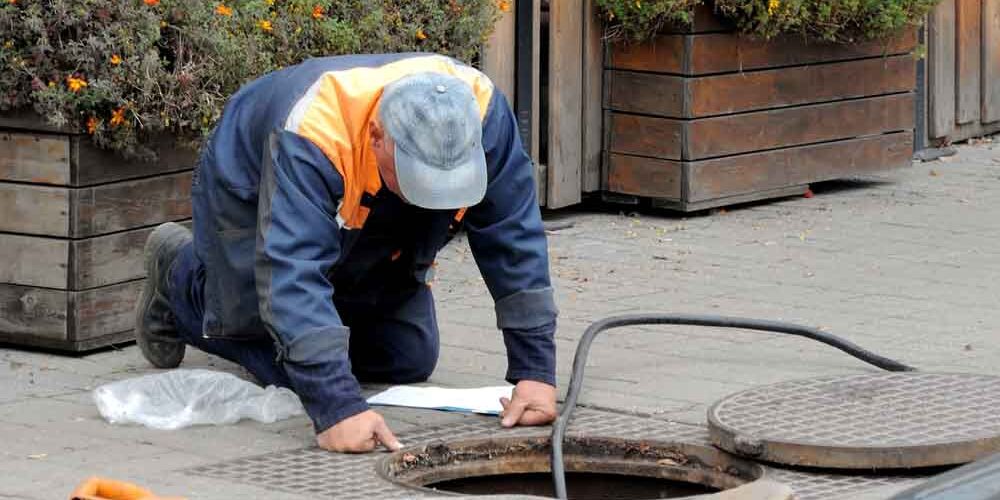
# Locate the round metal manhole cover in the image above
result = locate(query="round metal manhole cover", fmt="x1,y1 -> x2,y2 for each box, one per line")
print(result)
708,372 -> 1000,469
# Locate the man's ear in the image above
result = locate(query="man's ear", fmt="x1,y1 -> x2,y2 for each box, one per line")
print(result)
370,119 -> 384,146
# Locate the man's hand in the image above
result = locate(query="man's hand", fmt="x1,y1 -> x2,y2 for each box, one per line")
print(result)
499,380 -> 558,428
316,410 -> 402,453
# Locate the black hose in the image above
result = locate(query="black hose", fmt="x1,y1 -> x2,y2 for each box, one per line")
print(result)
550,313 -> 917,500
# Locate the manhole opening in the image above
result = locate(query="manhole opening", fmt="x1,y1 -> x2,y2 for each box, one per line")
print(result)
428,471 -> 716,499
379,436 -> 766,499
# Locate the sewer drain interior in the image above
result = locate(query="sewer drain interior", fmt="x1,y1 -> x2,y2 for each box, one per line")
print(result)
427,471 -> 717,499
379,436 -> 765,499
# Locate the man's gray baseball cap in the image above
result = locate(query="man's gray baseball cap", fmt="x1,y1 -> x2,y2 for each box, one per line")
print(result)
378,72 -> 487,210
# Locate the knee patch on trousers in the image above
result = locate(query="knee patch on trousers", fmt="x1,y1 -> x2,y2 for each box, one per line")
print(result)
277,325 -> 351,365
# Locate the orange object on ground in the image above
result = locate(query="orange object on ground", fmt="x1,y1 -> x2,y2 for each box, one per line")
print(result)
70,477 -> 186,500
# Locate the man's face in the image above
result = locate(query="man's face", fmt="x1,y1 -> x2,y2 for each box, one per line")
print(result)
370,119 -> 405,200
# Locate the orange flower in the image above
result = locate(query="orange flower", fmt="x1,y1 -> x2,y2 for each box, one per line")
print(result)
258,19 -> 272,32
110,107 -> 126,127
312,5 -> 323,19
215,3 -> 232,16
415,28 -> 427,40
66,75 -> 88,93
86,116 -> 98,134
110,54 -> 122,65
498,0 -> 511,13
143,0 -> 158,5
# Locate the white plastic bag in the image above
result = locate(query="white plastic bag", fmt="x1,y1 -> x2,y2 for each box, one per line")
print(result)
93,369 -> 304,430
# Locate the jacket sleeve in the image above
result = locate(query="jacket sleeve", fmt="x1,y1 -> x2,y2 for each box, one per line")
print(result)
464,92 -> 558,387
256,129 -> 369,433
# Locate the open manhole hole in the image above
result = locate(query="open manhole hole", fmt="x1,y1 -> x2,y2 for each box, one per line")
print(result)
379,435 -> 769,499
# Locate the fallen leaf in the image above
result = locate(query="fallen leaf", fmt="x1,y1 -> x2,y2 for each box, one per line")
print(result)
929,169 -> 939,176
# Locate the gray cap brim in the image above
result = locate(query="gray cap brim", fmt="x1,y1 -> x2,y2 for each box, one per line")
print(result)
394,142 -> 488,210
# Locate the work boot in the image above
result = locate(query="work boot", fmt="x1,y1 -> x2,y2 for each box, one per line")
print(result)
135,222 -> 191,368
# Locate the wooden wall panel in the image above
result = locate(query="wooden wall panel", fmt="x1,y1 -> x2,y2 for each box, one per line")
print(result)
0,182 -> 69,236
609,25 -> 916,76
73,136 -> 197,186
72,280 -> 143,341
686,94 -> 915,160
0,281 -> 141,345
983,0 -> 1000,124
608,113 -> 682,160
582,0 -> 604,192
71,170 -> 192,238
687,56 -> 916,117
927,0 -> 1000,142
0,284 -> 68,340
687,132 -> 914,202
928,0 -> 957,139
607,35 -> 686,74
547,0 -> 584,207
0,234 -> 69,289
955,0 -> 982,125
481,0 -> 516,103
0,114 -> 195,187
0,132 -> 71,185
606,71 -> 685,117
689,31 -> 917,75
607,154 -> 683,199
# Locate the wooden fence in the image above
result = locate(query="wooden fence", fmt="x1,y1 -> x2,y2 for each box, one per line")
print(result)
926,0 -> 1000,144
481,0 -> 602,209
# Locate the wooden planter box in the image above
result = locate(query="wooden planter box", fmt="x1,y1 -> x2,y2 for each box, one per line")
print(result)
603,6 -> 917,211
0,113 -> 196,351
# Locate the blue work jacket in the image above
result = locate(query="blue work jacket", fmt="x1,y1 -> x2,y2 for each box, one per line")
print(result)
190,53 -> 557,432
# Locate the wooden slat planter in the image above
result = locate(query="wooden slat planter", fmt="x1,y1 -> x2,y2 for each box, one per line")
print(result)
604,12 -> 917,211
0,114 -> 196,351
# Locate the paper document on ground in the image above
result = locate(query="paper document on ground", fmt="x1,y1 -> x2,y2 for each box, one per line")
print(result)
367,385 -> 514,415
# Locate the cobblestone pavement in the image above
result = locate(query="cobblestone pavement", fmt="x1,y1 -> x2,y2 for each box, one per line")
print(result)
0,140 -> 997,498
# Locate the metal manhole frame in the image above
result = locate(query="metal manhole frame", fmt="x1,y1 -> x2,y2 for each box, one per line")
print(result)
378,435 -> 768,497
708,372 -> 1000,469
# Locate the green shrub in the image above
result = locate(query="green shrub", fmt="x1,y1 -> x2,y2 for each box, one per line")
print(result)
595,0 -> 937,43
594,0 -> 702,41
713,0 -> 938,43
0,0 -> 500,158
